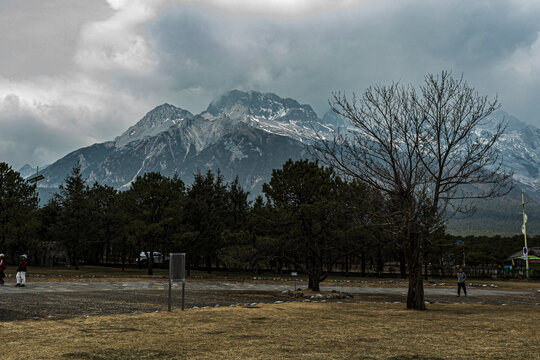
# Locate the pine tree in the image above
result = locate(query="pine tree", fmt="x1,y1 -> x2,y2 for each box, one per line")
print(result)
0,162 -> 38,262
184,170 -> 228,273
124,172 -> 185,275
56,164 -> 90,270
263,159 -> 367,291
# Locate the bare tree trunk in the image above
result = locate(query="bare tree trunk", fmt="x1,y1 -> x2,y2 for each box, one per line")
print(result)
406,259 -> 425,310
146,251 -> 153,276
399,250 -> 407,279
405,237 -> 425,310
308,270 -> 321,291
206,256 -> 212,273
439,246 -> 444,279
361,252 -> 366,277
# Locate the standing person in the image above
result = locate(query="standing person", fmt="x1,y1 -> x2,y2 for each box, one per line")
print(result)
15,254 -> 28,287
0,254 -> 5,286
457,267 -> 467,297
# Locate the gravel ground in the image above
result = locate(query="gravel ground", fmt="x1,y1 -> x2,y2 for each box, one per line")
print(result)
0,290 -> 296,322
0,284 -> 538,322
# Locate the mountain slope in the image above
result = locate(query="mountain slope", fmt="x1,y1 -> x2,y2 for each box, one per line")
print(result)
40,92 -> 316,192
115,104 -> 193,148
36,91 -> 540,235
40,142 -> 116,187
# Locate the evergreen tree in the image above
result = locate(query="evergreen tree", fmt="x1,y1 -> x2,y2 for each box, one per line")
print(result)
38,195 -> 63,266
124,172 -> 185,275
183,170 -> 228,273
87,183 -> 121,265
0,162 -> 38,262
56,165 -> 90,269
111,191 -> 137,270
263,159 -> 366,291
226,177 -> 250,231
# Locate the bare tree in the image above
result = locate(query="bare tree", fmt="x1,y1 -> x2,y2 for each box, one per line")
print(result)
315,71 -> 512,310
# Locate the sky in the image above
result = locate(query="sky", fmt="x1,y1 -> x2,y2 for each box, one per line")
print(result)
2,0 -> 540,169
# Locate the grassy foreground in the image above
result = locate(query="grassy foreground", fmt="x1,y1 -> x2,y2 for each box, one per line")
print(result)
3,302 -> 539,360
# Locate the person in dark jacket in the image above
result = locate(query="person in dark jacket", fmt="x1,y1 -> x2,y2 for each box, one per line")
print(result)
457,268 -> 467,296
0,254 -> 5,286
15,254 -> 28,287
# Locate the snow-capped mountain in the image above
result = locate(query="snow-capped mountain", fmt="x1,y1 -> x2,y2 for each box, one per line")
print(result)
38,92 -> 540,194
39,90 -> 326,192
203,90 -> 336,142
18,164 -> 38,178
115,104 -> 193,148
18,163 -> 49,179
36,90 -> 540,234
478,110 -> 540,197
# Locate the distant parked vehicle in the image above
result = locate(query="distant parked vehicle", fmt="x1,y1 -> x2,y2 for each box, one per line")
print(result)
138,252 -> 169,268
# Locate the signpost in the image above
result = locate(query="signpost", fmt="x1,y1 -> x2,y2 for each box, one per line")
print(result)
168,253 -> 186,311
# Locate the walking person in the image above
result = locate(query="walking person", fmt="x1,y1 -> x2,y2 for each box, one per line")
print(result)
0,254 -> 5,286
457,267 -> 467,297
15,254 -> 28,287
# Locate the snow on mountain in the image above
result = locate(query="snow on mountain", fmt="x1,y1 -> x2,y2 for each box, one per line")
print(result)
18,163 -> 50,179
114,104 -> 193,147
321,109 -> 349,128
472,110 -> 540,196
204,90 -> 335,142
38,91 -> 540,206
29,93 -> 540,235
86,116 -> 240,189
206,90 -> 318,122
18,164 -> 37,178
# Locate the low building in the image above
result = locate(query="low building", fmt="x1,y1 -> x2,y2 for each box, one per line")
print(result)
505,247 -> 540,270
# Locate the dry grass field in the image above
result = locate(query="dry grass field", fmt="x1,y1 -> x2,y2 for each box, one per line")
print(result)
3,302 -> 539,360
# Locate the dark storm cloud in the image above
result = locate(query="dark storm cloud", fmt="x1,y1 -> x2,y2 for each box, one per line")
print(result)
150,1 -> 540,119
0,95 -> 86,167
0,0 -> 112,78
2,0 -> 540,170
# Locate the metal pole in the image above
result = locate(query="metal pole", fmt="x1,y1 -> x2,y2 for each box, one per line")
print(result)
168,259 -> 172,311
34,167 -> 38,198
522,191 -> 529,278
462,240 -> 466,267
181,282 -> 185,311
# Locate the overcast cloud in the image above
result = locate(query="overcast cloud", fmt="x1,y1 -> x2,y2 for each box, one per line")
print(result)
1,0 -> 540,169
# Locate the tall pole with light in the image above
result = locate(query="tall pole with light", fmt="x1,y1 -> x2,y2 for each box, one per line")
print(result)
27,166 -> 45,200
521,191 -> 529,278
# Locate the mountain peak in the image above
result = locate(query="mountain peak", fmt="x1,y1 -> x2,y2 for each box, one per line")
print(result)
206,90 -> 318,123
139,103 -> 192,126
115,103 -> 193,147
18,164 -> 36,178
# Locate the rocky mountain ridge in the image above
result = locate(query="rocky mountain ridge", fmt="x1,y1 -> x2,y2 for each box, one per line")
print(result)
36,90 -> 325,192
22,90 -> 540,235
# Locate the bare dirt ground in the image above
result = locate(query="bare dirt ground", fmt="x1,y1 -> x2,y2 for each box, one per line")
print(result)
1,281 -> 538,322
0,289 -> 293,321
